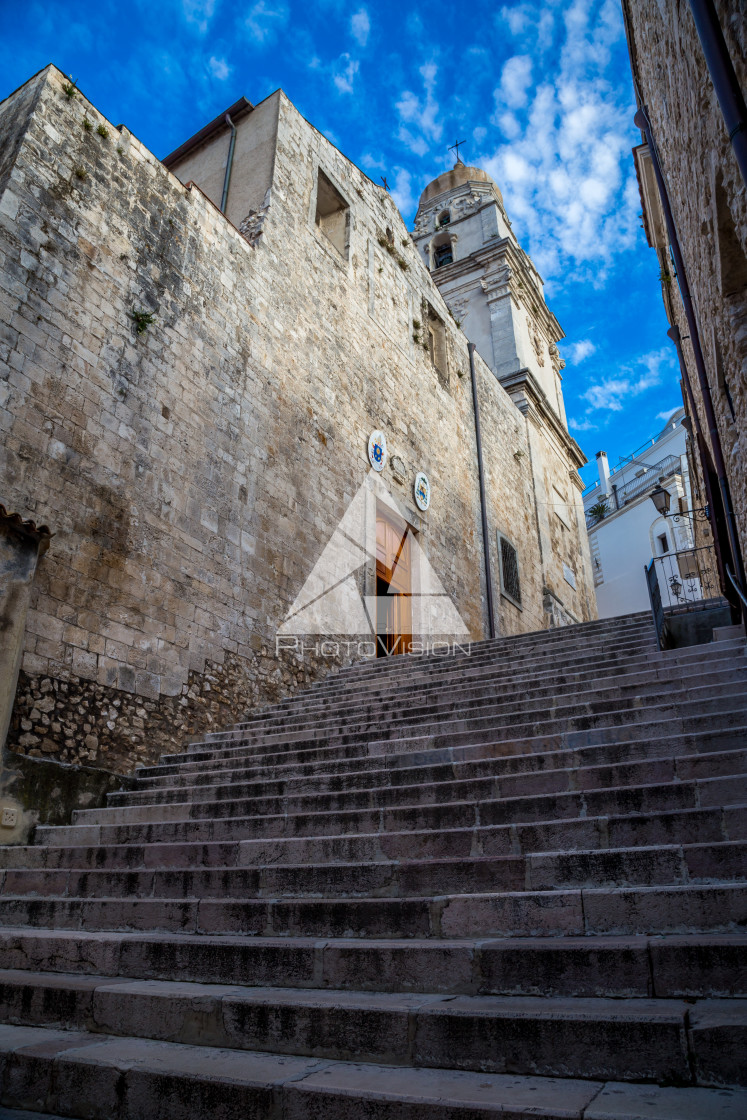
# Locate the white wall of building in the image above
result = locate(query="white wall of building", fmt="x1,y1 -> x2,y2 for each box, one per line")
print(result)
585,412 -> 693,618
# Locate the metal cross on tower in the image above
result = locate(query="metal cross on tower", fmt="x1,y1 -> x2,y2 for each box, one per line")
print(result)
449,139 -> 466,164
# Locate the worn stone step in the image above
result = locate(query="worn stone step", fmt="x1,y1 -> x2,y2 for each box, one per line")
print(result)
136,723 -> 747,796
220,652 -> 710,740
8,802 -> 746,878
161,704 -> 747,778
0,927 -> 744,999
1,842 -> 744,902
190,661 -> 737,754
102,748 -> 747,823
224,660 -> 747,741
33,794 -> 747,860
60,771 -> 747,842
275,635 -> 741,711
125,674 -> 747,780
0,970 -> 743,1086
0,1022 -> 746,1119
0,881 -> 745,939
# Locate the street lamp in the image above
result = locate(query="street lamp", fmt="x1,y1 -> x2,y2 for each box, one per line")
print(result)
650,484 -> 671,516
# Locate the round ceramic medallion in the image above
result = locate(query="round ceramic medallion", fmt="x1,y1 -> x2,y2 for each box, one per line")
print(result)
368,430 -> 387,472
414,471 -> 430,511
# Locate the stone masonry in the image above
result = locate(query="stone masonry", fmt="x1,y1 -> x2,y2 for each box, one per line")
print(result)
624,0 -> 747,572
0,613 -> 744,1116
0,65 -> 596,777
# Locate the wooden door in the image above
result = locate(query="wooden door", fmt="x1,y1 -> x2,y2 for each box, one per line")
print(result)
375,503 -> 412,656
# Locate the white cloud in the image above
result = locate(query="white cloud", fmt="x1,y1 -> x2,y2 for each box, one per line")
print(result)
569,416 -> 598,432
391,168 -> 416,215
498,55 -> 533,110
479,0 -> 637,284
567,339 -> 596,363
579,347 -> 674,415
396,61 -> 442,156
351,8 -> 370,46
334,54 -> 359,94
244,1 -> 289,44
208,56 -> 231,80
657,407 -> 681,423
182,0 -> 216,33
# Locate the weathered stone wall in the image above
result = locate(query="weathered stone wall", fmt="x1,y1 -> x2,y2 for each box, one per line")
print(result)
0,66 -> 595,775
624,0 -> 747,562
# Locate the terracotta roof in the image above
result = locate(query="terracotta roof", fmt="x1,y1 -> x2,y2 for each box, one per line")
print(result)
0,504 -> 52,551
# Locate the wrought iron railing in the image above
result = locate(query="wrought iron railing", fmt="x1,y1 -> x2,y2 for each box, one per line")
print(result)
585,454 -> 682,528
615,454 -> 681,505
645,543 -> 722,648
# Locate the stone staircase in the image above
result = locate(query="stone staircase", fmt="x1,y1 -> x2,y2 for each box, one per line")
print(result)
0,610 -> 746,1118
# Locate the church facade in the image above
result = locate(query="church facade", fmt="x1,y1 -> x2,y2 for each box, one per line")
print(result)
0,65 -> 595,783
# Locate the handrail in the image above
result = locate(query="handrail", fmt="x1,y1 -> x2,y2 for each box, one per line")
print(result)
726,565 -> 747,610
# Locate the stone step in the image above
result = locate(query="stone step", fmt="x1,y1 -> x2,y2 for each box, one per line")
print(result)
0,970 -> 743,1087
102,746 -> 747,820
136,722 -> 747,793
276,635 -> 742,709
0,927 -> 744,999
161,703 -> 747,778
171,672 -> 747,755
59,768 -> 747,839
0,881 -> 745,939
227,635 -> 670,730
34,784 -> 747,855
8,803 -> 747,877
3,1021 -> 746,1120
1,841 -> 744,901
197,639 -> 675,744
9,801 -> 747,878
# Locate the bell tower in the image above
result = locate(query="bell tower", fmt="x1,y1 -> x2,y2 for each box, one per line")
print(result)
412,162 -> 593,627
411,162 -> 570,428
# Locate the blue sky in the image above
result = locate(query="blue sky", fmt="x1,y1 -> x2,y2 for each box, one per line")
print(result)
0,0 -> 683,485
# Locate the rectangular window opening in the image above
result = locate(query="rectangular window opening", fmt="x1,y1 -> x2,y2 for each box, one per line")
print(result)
498,533 -> 522,608
658,533 -> 669,554
315,168 -> 349,259
425,302 -> 448,385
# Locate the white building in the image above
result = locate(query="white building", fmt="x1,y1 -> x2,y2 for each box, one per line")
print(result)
583,410 -> 696,618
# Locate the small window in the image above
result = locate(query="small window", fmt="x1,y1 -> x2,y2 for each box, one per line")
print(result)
438,210 -> 451,227
658,533 -> 669,554
434,241 -> 453,268
498,533 -> 521,607
314,168 -> 349,258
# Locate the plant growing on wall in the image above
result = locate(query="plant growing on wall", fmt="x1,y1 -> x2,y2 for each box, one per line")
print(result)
588,500 -> 609,524
62,78 -> 77,99
131,309 -> 156,335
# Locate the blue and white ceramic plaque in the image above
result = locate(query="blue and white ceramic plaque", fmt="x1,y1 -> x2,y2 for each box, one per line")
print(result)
368,430 -> 387,472
414,471 -> 430,511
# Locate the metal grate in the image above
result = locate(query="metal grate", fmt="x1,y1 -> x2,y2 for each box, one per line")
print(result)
499,534 -> 521,606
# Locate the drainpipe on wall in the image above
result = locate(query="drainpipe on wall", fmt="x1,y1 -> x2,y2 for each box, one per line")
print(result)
468,343 -> 496,640
687,0 -> 747,188
633,106 -> 745,600
220,113 -> 237,215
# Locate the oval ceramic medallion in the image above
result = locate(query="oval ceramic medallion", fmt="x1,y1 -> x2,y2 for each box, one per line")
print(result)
368,430 -> 387,472
414,471 -> 430,511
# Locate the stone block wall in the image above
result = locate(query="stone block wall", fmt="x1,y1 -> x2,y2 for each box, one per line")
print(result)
624,0 -> 747,561
0,66 -> 595,775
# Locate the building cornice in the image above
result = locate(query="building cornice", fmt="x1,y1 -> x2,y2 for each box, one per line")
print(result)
499,368 -> 586,472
